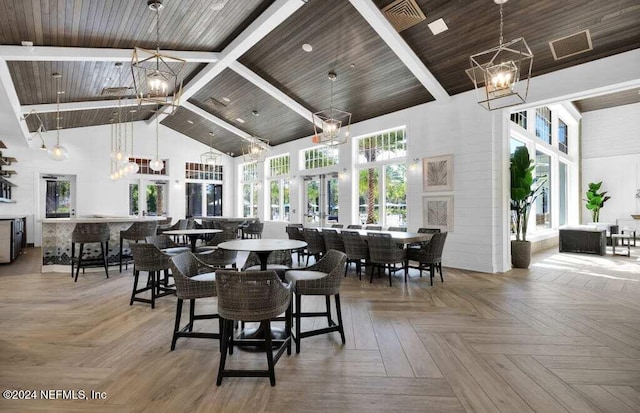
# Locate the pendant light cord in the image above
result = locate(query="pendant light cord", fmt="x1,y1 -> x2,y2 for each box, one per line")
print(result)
155,107 -> 160,158
55,77 -> 61,145
499,3 -> 504,46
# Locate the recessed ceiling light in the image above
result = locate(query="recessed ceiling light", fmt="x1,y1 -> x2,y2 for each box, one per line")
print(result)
129,109 -> 137,113
302,43 -> 313,52
235,118 -> 245,123
428,18 -> 448,35
187,119 -> 194,124
21,41 -> 33,47
222,97 -> 231,102
211,1 -> 226,11
350,63 -> 356,68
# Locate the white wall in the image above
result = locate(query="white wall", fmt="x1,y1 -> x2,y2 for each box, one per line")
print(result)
0,121 -> 234,245
582,102 -> 640,224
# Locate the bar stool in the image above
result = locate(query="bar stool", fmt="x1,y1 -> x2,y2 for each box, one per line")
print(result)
119,221 -> 158,272
129,243 -> 175,309
71,223 -> 110,282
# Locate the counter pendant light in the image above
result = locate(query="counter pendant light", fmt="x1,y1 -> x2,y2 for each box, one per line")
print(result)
242,110 -> 269,163
48,73 -> 69,161
124,109 -> 139,175
311,71 -> 351,147
131,0 -> 185,113
149,111 -> 164,172
200,132 -> 219,166
467,0 -> 533,110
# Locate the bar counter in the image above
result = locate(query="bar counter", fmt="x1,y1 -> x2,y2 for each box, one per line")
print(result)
40,216 -> 164,272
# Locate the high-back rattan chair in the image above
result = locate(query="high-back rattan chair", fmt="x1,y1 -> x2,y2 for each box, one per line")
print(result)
71,223 -> 110,282
284,250 -> 347,354
196,228 -> 237,253
302,228 -> 325,265
346,224 -> 362,229
364,225 -> 382,231
323,228 -> 345,253
168,252 -> 220,351
215,270 -> 292,386
119,221 -> 158,272
145,235 -> 191,255
129,243 -> 175,308
407,232 -> 448,286
243,221 -> 264,239
286,225 -> 307,264
242,250 -> 292,278
367,232 -> 407,286
341,230 -> 369,279
409,227 -> 442,250
197,248 -> 238,269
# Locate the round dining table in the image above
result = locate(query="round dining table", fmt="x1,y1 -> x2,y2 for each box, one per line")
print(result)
162,229 -> 222,252
217,238 -> 307,270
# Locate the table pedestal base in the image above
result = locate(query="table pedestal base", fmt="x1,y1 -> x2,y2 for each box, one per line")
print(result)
236,324 -> 286,352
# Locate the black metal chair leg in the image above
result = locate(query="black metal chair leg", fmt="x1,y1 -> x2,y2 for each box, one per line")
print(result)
74,243 -> 84,282
171,299 -> 183,351
264,320 -> 276,386
216,319 -> 230,386
430,264 -> 434,286
295,293 -> 301,354
388,264 -> 393,287
335,294 -> 345,344
150,271 -> 156,309
325,295 -> 331,326
130,270 -> 139,305
71,242 -> 75,278
119,238 -> 124,273
189,299 -> 195,332
100,241 -> 109,278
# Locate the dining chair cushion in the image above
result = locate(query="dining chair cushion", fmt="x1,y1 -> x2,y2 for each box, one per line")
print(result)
161,247 -> 192,256
245,264 -> 290,272
285,270 -> 328,282
191,272 -> 216,282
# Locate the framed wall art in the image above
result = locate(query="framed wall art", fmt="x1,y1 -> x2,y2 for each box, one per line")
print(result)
422,195 -> 454,232
423,154 -> 453,192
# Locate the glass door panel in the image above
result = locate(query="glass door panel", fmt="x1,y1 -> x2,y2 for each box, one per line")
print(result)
358,168 -> 379,225
384,164 -> 406,227
146,181 -> 167,216
304,179 -> 320,225
45,179 -> 72,218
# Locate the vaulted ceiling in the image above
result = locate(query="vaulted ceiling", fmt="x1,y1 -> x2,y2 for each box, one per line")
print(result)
1,0 -> 638,156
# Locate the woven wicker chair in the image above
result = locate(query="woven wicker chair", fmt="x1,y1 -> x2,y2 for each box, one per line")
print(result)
408,227 -> 442,250
242,250 -> 292,278
367,233 -> 407,286
388,226 -> 407,232
346,224 -> 362,229
119,221 -> 158,272
407,232 -> 448,286
197,248 -> 238,269
215,270 -> 292,386
145,235 -> 191,255
71,223 -> 110,282
302,228 -> 325,265
129,243 -> 175,308
168,252 -> 220,351
364,225 -> 382,231
195,228 -> 238,253
322,228 -> 345,253
341,230 -> 369,279
285,250 -> 347,354
243,221 -> 264,239
331,224 -> 344,228
286,225 -> 307,265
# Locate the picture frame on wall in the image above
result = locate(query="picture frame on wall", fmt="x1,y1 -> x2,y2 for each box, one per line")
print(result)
423,154 -> 453,192
423,195 -> 454,232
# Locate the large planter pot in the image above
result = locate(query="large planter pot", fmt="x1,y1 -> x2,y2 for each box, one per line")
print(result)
511,240 -> 531,269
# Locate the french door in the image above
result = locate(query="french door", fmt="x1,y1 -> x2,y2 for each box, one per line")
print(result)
303,174 -> 338,226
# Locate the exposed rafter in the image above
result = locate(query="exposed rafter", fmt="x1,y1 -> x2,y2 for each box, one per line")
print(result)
0,46 -> 220,63
0,59 -> 31,142
22,99 -> 139,114
182,101 -> 252,141
348,0 -> 449,101
149,0 -> 306,124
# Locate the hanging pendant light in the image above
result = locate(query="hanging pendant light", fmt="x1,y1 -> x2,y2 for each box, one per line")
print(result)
242,110 -> 269,163
200,132 -> 219,166
131,0 -> 185,112
149,111 -> 164,172
48,73 -> 69,161
125,109 -> 140,174
467,0 -> 533,110
312,71 -> 351,147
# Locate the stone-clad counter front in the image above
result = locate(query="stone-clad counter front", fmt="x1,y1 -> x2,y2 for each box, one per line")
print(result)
41,217 -> 164,272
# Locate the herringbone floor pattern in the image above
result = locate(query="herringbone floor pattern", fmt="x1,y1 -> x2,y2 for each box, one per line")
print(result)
1,247 -> 639,412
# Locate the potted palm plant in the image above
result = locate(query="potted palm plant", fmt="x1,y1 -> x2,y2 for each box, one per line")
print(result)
510,146 -> 547,268
585,181 -> 610,223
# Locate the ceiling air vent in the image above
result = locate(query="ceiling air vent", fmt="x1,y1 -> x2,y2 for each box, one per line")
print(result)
100,86 -> 131,97
549,29 -> 593,60
205,97 -> 228,108
381,0 -> 426,32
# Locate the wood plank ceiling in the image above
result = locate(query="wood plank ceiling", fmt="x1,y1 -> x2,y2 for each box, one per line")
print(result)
1,0 -> 639,156
25,105 -> 157,132
573,88 -> 640,113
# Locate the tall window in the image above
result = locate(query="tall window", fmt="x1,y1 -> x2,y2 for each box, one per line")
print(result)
129,183 -> 139,216
510,111 -> 527,129
267,155 -> 290,221
535,107 -> 552,144
302,146 -> 338,170
241,162 -> 259,218
535,151 -> 551,229
559,162 -> 568,226
184,162 -> 223,218
558,119 -> 568,154
128,180 -> 167,216
356,128 -> 407,226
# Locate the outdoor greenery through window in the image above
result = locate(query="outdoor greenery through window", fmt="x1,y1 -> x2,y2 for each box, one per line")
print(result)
242,162 -> 258,181
356,127 -> 407,226
241,162 -> 259,218
267,154 -> 290,221
535,107 -> 552,144
45,180 -> 71,218
303,146 -> 338,170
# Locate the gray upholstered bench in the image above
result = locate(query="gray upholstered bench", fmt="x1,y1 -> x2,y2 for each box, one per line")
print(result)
559,227 -> 606,256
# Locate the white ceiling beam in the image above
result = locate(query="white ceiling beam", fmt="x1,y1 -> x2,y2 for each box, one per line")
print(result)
183,101 -> 252,141
230,61 -> 317,125
348,0 -> 450,101
150,0 -> 306,124
22,99 -> 139,114
0,59 -> 31,142
0,45 -> 220,63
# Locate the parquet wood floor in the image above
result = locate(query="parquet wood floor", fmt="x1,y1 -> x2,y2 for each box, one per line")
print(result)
0,247 -> 639,412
